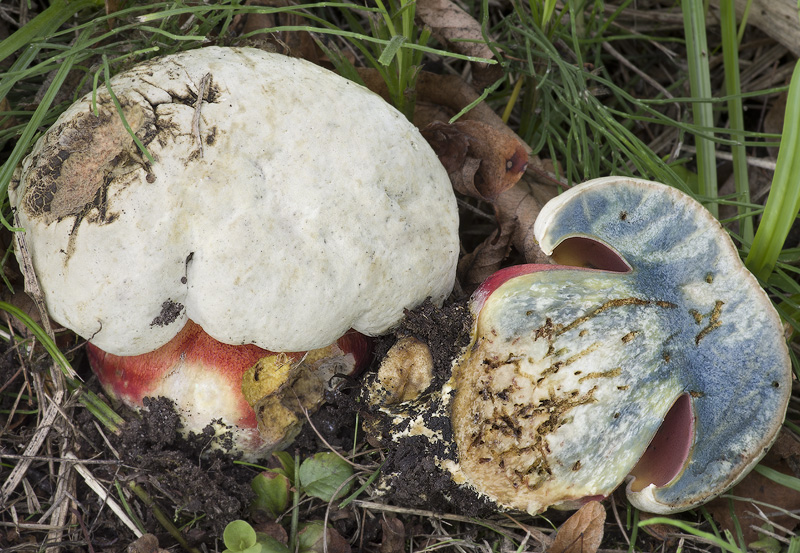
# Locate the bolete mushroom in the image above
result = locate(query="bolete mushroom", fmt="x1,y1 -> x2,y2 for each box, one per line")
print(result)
370,177 -> 791,515
87,322 -> 370,456
10,47 -> 459,457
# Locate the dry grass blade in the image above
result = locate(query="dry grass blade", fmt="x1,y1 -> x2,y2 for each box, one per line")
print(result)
1,389 -> 64,505
64,452 -> 142,537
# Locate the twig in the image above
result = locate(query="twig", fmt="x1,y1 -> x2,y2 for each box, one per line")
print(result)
64,452 -> 142,537
352,499 -> 543,542
0,389 -> 65,505
192,73 -> 211,158
681,144 -> 778,170
46,444 -> 75,553
609,497 -> 630,546
500,513 -> 553,549
0,453 -> 123,465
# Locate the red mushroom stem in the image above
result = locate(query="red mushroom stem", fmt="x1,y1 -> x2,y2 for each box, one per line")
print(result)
87,320 -> 371,457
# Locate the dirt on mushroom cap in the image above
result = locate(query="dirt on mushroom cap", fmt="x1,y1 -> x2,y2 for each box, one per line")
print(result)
10,47 -> 459,356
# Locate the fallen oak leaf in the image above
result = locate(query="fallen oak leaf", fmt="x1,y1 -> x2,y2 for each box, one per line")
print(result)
421,120 -> 528,202
549,501 -> 606,553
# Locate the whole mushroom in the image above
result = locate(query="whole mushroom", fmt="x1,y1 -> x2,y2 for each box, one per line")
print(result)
368,177 -> 791,515
10,46 -> 459,458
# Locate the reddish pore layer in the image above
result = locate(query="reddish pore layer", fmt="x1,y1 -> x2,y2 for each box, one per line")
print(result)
629,393 -> 695,492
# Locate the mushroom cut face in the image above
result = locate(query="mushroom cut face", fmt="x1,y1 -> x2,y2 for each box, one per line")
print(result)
451,177 -> 791,514
10,47 -> 458,356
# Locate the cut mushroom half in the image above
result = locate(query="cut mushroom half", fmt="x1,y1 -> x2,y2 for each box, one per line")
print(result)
449,176 -> 790,514
368,177 -> 791,515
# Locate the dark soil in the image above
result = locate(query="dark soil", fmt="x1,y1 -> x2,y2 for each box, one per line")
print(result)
351,298 -> 498,517
42,297 -> 479,551
69,395 -> 255,548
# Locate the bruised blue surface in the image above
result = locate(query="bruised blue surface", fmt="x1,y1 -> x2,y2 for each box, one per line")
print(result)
529,177 -> 791,511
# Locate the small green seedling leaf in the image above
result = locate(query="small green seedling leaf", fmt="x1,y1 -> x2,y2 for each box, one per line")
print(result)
251,471 -> 291,518
223,520 -> 258,553
298,452 -> 353,502
749,524 -> 781,553
257,534 -> 292,553
272,451 -> 296,482
297,521 -> 327,553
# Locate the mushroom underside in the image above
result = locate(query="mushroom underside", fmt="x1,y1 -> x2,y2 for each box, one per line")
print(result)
450,177 -> 790,514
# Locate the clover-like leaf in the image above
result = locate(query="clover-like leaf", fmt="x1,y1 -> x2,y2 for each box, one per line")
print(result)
223,520 -> 258,553
299,452 -> 354,502
251,471 -> 291,518
451,177 -> 791,514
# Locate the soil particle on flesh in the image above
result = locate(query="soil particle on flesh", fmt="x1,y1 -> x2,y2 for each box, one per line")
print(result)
394,298 -> 472,385
357,298 -> 496,516
149,299 -> 185,327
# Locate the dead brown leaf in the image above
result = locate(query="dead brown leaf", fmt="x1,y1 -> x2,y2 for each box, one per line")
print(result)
126,534 -> 168,553
379,517 -> 406,553
356,69 -> 515,136
637,511 -> 680,547
706,430 -> 800,545
549,501 -> 606,553
458,167 -> 557,289
415,0 -> 501,88
416,0 -> 493,62
253,520 -> 289,544
422,120 -> 528,202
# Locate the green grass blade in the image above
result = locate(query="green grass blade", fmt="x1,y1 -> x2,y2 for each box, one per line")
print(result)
0,0 -> 103,67
753,464 -> 800,492
745,59 -> 800,280
719,0 -> 753,243
378,35 -> 407,66
0,300 -> 73,377
639,518 -> 744,553
682,0 -> 718,215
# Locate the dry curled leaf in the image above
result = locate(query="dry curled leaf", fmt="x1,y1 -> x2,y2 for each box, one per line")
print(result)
458,168 -> 557,289
422,120 -> 528,202
549,501 -> 606,553
415,0 -> 501,88
416,0 -> 493,62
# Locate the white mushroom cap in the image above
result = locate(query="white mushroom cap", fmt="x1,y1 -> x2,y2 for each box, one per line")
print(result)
10,47 -> 458,355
